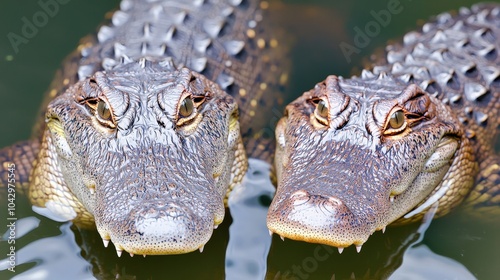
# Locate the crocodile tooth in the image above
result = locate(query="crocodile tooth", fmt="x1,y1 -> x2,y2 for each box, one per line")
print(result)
280,235 -> 285,241
102,239 -> 110,248
268,230 -> 273,236
338,247 -> 344,254
88,186 -> 95,195
390,195 -> 395,202
143,254 -> 146,258
129,253 -> 134,257
382,226 -> 386,233
214,224 -> 219,229
116,249 -> 123,257
199,246 -> 204,253
356,245 -> 362,253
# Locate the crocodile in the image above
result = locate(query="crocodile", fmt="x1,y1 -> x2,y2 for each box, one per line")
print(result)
0,0 -> 287,255
267,3 -> 500,252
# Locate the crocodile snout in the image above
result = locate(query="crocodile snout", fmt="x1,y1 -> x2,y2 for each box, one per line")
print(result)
97,202 -> 219,256
267,189 -> 375,252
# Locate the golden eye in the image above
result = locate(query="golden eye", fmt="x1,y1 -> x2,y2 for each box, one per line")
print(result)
316,100 -> 328,118
97,100 -> 112,121
179,97 -> 194,117
389,110 -> 405,129
312,98 -> 329,126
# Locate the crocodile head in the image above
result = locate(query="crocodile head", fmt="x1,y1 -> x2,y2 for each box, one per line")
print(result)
267,75 -> 477,250
44,61 -> 246,255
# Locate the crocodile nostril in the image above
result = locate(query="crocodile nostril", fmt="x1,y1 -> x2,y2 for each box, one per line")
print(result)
290,190 -> 309,198
290,190 -> 310,206
327,196 -> 342,206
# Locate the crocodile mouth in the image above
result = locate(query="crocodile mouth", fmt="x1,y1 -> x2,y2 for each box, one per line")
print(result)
267,135 -> 460,252
95,202 -> 222,256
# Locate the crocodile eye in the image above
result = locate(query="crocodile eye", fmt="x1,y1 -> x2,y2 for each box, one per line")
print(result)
97,100 -> 111,120
317,100 -> 328,118
179,97 -> 194,117
94,99 -> 116,128
384,108 -> 407,136
312,98 -> 329,126
389,110 -> 405,129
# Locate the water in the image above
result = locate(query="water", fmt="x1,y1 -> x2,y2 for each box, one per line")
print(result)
1,0 -> 499,279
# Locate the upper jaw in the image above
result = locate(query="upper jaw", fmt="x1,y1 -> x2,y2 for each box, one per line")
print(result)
95,201 -> 223,255
268,133 -> 460,249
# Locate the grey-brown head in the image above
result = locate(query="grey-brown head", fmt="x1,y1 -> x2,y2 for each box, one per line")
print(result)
45,61 -> 246,255
267,75 -> 477,251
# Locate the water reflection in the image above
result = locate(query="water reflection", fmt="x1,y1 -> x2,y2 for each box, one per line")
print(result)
226,159 -> 276,280
0,217 -> 94,280
390,205 -> 476,280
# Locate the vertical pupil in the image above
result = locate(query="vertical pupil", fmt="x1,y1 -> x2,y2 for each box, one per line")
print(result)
180,98 -> 194,117
317,100 -> 328,118
97,101 -> 110,119
390,110 -> 404,128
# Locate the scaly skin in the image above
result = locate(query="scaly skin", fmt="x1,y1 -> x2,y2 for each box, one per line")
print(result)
0,0 -> 287,255
268,3 -> 500,252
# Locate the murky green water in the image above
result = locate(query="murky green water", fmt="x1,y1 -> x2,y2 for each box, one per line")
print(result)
0,0 -> 499,279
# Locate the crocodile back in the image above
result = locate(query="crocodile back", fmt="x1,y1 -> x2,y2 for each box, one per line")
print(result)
35,0 -> 287,159
368,3 -> 500,160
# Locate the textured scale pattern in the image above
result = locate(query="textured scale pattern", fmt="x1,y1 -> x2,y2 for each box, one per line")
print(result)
268,3 -> 500,250
366,3 -> 500,211
71,0 -> 287,158
0,0 -> 288,255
